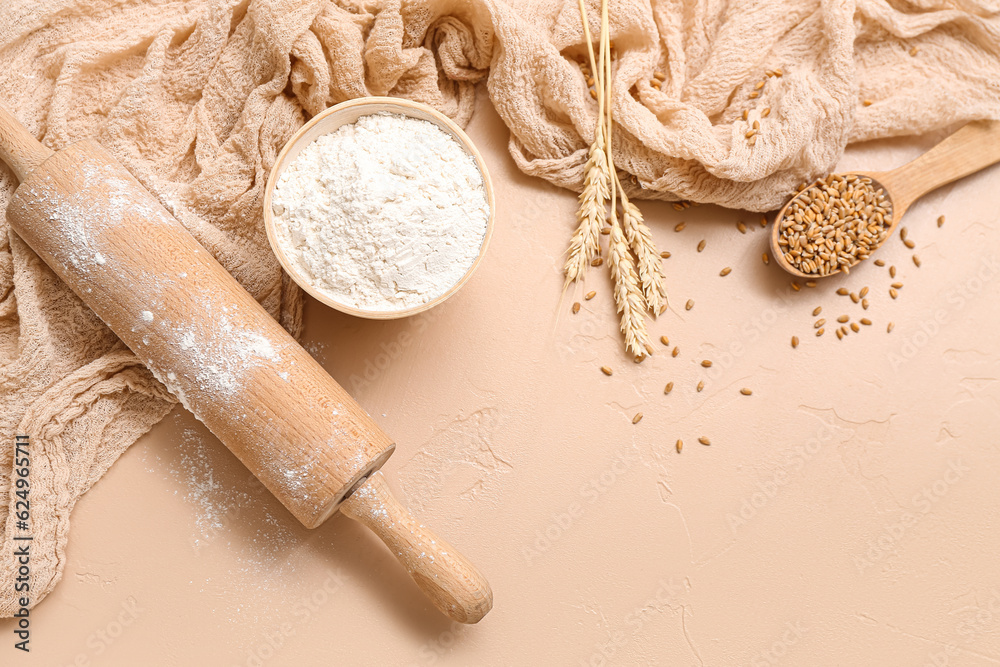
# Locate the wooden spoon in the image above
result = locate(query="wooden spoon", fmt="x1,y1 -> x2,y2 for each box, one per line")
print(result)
770,120 -> 1000,279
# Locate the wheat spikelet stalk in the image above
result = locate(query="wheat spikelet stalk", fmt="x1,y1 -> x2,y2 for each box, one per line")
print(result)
601,0 -> 651,358
607,208 -> 653,357
564,131 -> 608,286
564,0 -> 608,286
619,187 -> 668,316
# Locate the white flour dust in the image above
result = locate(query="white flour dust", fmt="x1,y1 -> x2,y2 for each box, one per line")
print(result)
272,112 -> 490,311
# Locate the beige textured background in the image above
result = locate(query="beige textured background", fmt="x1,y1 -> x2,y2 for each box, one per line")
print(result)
3,89 -> 1000,666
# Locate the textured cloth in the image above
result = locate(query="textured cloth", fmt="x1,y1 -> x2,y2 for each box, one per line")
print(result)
1,0 -> 998,616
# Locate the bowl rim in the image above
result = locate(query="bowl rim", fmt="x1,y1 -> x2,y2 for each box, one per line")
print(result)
263,96 -> 495,320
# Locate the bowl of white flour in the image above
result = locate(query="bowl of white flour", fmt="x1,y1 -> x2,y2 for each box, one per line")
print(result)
264,97 -> 494,319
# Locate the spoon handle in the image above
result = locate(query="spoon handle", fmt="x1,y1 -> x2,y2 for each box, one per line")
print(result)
882,120 -> 1000,214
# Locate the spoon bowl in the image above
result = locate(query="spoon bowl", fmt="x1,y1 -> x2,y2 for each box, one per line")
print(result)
770,120 -> 1000,279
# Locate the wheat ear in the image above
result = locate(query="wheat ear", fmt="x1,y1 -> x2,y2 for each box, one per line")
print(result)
602,0 -> 651,358
564,131 -> 608,286
618,184 -> 668,316
608,209 -> 653,357
564,0 -> 608,286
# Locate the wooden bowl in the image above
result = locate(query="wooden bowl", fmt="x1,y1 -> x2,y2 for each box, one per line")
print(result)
263,97 -> 495,320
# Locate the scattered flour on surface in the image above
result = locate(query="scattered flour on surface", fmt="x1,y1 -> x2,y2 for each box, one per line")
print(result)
144,415 -> 299,581
272,112 -> 490,311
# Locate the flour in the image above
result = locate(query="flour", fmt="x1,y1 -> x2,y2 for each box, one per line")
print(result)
271,112 -> 490,311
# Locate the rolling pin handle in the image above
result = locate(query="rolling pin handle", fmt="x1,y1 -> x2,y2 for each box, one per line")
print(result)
340,472 -> 493,624
0,105 -> 54,182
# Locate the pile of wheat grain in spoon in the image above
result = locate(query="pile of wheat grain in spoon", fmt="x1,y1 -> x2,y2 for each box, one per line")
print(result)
775,174 -> 892,277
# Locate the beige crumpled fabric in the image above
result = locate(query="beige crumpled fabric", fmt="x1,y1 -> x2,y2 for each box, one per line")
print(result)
1,0 -> 998,616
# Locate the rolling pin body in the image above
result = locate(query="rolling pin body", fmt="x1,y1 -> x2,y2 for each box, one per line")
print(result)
8,140 -> 394,528
0,107 -> 491,623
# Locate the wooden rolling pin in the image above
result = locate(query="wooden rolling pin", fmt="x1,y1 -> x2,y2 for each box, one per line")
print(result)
0,106 -> 492,624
